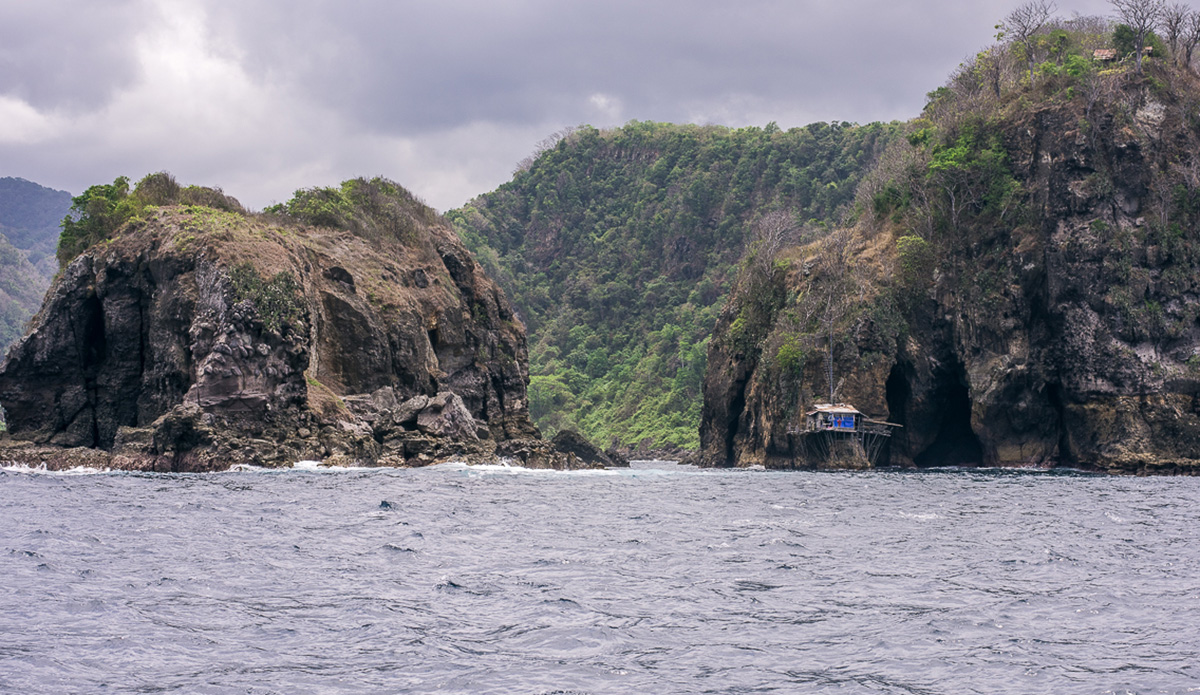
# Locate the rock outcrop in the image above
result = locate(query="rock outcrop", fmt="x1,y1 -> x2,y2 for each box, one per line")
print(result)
0,181 -> 581,471
549,429 -> 628,468
701,71 -> 1200,475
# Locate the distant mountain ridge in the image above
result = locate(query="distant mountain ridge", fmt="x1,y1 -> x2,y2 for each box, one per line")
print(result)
0,177 -> 71,351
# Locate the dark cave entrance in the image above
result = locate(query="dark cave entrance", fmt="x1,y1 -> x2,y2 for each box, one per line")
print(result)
1046,382 -> 1073,466
913,363 -> 984,468
885,364 -> 910,429
723,387 -> 746,467
880,364 -> 912,467
80,295 -> 107,371
79,295 -> 108,448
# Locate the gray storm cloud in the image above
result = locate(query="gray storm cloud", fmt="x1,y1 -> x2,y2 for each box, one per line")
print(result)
1,0 -> 1115,210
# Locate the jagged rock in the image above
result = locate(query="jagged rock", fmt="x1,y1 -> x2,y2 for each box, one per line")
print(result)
0,441 -> 108,470
343,387 -> 402,427
550,429 -> 619,467
604,447 -> 631,468
496,438 -> 582,470
112,426 -> 155,454
416,392 -> 479,441
151,405 -> 215,458
392,394 -> 430,427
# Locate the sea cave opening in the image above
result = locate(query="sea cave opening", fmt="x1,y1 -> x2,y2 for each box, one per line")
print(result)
885,364 -> 910,428
913,367 -> 984,468
723,387 -> 746,467
881,364 -> 911,467
80,295 -> 107,371
78,294 -> 107,448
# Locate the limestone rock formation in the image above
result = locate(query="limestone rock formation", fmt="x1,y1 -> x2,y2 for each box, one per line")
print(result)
0,180 -> 573,471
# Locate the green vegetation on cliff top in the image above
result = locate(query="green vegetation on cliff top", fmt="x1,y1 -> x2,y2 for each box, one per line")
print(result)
57,173 -> 437,267
264,177 -> 440,245
57,172 -> 247,267
450,119 -> 900,449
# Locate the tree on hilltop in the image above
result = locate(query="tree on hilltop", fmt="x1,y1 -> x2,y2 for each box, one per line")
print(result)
1160,2 -> 1190,65
1161,3 -> 1200,70
1003,0 -> 1057,85
1185,10 -> 1200,68
1112,0 -> 1166,72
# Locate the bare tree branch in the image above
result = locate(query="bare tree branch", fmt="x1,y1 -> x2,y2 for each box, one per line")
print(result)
1004,1 -> 1057,84
1112,0 -> 1167,72
513,126 -> 581,175
1184,10 -> 1200,69
1161,2 -> 1189,65
747,210 -> 799,283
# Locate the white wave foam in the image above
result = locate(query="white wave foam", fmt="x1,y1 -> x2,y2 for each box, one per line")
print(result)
898,511 -> 944,521
424,460 -> 623,476
289,460 -> 378,472
1,462 -> 112,476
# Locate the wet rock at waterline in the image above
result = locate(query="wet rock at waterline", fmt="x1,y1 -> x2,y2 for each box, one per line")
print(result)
550,429 -> 627,468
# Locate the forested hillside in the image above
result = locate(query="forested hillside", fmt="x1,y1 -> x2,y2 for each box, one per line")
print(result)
0,177 -> 71,351
449,120 -> 898,450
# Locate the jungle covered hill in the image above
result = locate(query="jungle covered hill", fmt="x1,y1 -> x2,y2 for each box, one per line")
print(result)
449,120 -> 900,451
701,8 -> 1200,474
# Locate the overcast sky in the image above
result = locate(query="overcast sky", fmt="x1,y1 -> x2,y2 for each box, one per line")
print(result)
1,0 -> 1114,212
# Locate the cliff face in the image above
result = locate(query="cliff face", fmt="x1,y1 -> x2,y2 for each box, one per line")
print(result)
0,189 -> 566,471
701,73 -> 1200,475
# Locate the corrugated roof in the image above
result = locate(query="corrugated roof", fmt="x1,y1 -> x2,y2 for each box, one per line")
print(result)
807,403 -> 862,415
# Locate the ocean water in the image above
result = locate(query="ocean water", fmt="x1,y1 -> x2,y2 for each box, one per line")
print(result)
2,461 -> 1198,695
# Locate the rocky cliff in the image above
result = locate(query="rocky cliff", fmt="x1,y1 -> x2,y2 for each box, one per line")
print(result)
701,65 -> 1200,475
0,177 -> 576,471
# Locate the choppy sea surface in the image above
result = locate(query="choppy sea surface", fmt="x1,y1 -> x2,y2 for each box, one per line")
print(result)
2,461 -> 1199,695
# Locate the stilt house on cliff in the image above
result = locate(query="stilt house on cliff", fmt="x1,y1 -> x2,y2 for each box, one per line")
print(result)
789,403 -> 901,468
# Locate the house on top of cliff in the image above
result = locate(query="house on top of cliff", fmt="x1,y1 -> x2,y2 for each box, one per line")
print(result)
1092,47 -> 1152,61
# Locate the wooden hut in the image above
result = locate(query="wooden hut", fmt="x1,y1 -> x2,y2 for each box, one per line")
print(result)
790,403 -> 902,467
